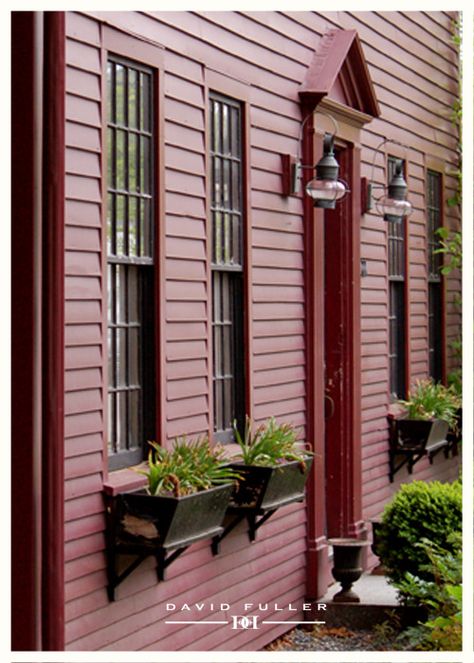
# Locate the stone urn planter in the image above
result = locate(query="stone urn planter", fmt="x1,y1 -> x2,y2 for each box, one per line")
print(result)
328,538 -> 371,603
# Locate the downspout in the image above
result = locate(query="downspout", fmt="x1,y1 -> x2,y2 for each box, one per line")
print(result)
41,11 -> 65,650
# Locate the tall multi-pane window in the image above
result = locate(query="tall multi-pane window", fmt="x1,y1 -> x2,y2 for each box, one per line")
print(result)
388,157 -> 407,399
210,93 -> 245,442
427,170 -> 443,381
107,57 -> 155,470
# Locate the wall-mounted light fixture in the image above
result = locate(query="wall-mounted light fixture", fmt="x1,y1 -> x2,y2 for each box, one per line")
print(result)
363,139 -> 413,223
282,112 -> 349,208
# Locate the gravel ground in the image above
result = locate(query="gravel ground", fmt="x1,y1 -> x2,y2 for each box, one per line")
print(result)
264,624 -> 404,652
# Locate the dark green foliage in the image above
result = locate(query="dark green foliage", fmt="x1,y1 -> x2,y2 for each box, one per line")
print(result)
376,480 -> 462,585
234,416 -> 311,467
398,379 -> 461,429
394,533 -> 462,650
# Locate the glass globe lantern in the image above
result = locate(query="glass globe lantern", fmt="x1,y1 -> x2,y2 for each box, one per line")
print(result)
305,133 -> 349,209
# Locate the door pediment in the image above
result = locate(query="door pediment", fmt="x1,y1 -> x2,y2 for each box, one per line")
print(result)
299,29 -> 380,120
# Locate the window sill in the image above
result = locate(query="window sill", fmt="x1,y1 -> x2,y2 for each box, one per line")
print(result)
103,464 -> 147,496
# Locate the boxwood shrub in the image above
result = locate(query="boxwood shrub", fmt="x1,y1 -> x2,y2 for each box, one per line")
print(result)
375,480 -> 462,585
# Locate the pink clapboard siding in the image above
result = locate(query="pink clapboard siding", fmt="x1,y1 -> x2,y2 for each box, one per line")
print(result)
63,9 -> 460,651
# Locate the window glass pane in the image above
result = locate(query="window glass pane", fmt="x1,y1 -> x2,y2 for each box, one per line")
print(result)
140,136 -> 151,194
128,132 -> 138,192
117,328 -> 127,386
128,68 -> 138,129
232,214 -> 241,265
108,393 -> 115,453
115,64 -> 126,125
231,107 -> 239,157
116,129 -> 126,191
223,213 -> 231,264
107,128 -> 115,188
116,264 -> 126,323
128,267 -> 139,322
140,198 -> 152,257
214,211 -> 222,264
107,194 -> 114,255
232,162 -> 240,210
128,327 -> 139,385
140,72 -> 151,132
129,391 -> 140,446
213,100 -> 221,154
223,160 -> 231,209
116,195 -> 125,255
108,327 -> 115,385
117,391 -> 127,451
222,104 -> 230,155
107,61 -> 114,123
129,196 -> 138,257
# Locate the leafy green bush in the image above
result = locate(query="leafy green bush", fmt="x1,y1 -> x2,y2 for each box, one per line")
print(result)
138,437 -> 240,497
234,416 -> 311,467
375,480 -> 462,585
395,533 -> 462,651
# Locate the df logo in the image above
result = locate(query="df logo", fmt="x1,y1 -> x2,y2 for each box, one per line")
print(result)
231,615 -> 259,630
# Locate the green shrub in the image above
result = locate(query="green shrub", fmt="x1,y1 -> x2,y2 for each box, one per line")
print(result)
376,480 -> 462,585
394,533 -> 462,651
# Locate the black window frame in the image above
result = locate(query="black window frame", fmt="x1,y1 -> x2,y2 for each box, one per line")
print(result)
106,55 -> 156,471
387,156 -> 407,400
426,169 -> 443,382
209,92 -> 245,443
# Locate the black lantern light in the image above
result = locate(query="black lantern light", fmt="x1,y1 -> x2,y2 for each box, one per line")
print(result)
364,141 -> 413,223
305,133 -> 348,209
287,112 -> 349,208
375,159 -> 412,222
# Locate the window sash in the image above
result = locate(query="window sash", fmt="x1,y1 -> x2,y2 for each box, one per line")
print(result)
387,156 -> 407,399
427,170 -> 442,281
210,93 -> 245,440
107,56 -> 155,469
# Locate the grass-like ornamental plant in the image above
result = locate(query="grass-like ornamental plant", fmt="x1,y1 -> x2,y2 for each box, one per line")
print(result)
375,480 -> 462,586
234,416 -> 311,467
398,379 -> 461,430
137,437 -> 241,497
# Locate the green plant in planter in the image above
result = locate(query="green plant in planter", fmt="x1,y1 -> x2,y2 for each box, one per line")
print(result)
233,416 -> 311,467
227,417 -> 314,515
137,437 -> 241,497
398,379 -> 460,429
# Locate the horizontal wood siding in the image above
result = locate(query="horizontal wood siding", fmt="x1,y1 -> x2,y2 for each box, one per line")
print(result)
63,9 -> 461,651
64,9 -> 312,651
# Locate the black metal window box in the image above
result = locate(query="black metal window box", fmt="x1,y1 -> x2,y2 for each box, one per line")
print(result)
388,415 -> 450,482
212,456 -> 313,553
104,483 -> 233,600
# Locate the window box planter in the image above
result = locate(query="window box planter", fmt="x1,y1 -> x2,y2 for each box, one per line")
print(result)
212,456 -> 313,550
105,482 -> 233,600
388,415 -> 449,482
447,407 -> 462,454
228,456 -> 313,511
